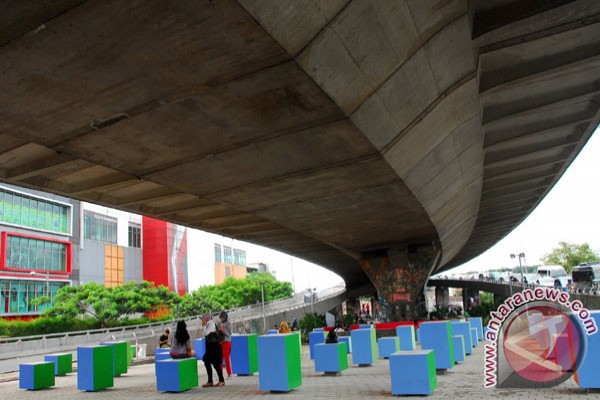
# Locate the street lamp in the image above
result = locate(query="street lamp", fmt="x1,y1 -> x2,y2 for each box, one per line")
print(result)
510,253 -> 526,288
256,279 -> 269,333
30,271 -> 50,297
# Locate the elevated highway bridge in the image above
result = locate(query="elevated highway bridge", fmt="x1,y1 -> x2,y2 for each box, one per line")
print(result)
1,1 -> 599,319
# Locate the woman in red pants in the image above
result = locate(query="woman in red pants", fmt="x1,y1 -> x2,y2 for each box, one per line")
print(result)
218,310 -> 233,379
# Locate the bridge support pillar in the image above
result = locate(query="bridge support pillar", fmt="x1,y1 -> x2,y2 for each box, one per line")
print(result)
435,287 -> 450,307
360,245 -> 440,322
462,288 -> 480,315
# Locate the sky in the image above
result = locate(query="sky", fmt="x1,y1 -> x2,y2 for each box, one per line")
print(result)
450,124 -> 600,274
187,125 -> 599,291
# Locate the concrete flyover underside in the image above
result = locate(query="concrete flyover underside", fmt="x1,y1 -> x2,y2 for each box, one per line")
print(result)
0,1 -> 598,294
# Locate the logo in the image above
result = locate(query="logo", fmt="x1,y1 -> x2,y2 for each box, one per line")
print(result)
484,288 -> 597,388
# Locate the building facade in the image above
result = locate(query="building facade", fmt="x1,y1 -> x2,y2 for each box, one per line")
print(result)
0,184 -> 77,317
0,184 -> 189,318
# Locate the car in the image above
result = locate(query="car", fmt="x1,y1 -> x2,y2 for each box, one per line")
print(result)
537,265 -> 568,278
537,276 -> 556,287
572,263 -> 600,292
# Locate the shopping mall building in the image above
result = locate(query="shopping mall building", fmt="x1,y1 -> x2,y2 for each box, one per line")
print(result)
0,183 -> 253,318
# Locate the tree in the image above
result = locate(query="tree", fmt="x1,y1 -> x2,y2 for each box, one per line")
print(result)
177,272 -> 293,318
43,281 -> 178,327
542,242 -> 599,273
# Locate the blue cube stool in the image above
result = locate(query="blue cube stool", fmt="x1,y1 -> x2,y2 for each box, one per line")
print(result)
309,331 -> 325,360
420,321 -> 454,369
44,353 -> 72,375
351,327 -> 378,366
416,327 -> 421,343
156,358 -> 198,392
469,317 -> 483,341
396,325 -> 416,350
313,328 -> 324,332
77,345 -> 114,391
359,324 -> 373,329
257,333 -> 302,392
378,337 -> 399,359
232,334 -> 258,375
389,350 -> 437,395
267,330 -> 279,335
471,328 -> 478,348
576,310 -> 600,388
453,335 -> 465,363
193,338 -> 205,360
314,343 -> 348,374
155,349 -> 172,362
451,321 -> 473,355
338,336 -> 352,353
19,362 -> 55,390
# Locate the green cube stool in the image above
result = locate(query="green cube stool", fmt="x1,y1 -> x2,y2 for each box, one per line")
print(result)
258,333 -> 302,392
101,341 -> 129,376
77,345 -> 114,391
156,358 -> 199,392
19,361 -> 55,390
129,345 -> 136,365
44,353 -> 73,375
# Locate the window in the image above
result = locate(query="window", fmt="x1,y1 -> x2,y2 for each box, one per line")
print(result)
84,211 -> 117,244
128,224 -> 141,248
223,246 -> 232,264
0,279 -> 68,315
225,266 -> 231,277
5,235 -> 68,272
233,249 -> 246,266
0,188 -> 70,234
214,244 -> 222,262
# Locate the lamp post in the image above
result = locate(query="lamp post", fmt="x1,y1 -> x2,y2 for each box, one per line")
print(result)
257,279 -> 268,333
510,253 -> 526,289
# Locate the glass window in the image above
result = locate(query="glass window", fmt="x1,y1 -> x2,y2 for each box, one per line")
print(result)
0,279 -> 68,315
214,244 -> 222,262
5,235 -> 68,272
223,246 -> 232,264
225,266 -> 231,277
0,188 -> 70,234
128,225 -> 141,248
83,211 -> 117,244
233,249 -> 246,266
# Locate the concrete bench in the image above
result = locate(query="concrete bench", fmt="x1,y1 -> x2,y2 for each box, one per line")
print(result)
257,333 -> 302,392
231,334 -> 258,375
19,361 -> 55,390
378,337 -> 399,359
351,327 -> 378,366
101,341 -> 129,376
155,358 -> 198,392
453,335 -> 465,363
576,310 -> 600,388
44,353 -> 72,375
77,345 -> 114,391
451,321 -> 473,355
396,325 -> 416,350
420,321 -> 454,369
389,350 -> 437,395
338,336 -> 352,353
314,343 -> 348,374
309,331 -> 325,360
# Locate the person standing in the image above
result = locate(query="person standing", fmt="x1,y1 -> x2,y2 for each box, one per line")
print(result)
279,321 -> 291,333
218,310 -> 233,379
201,314 -> 225,387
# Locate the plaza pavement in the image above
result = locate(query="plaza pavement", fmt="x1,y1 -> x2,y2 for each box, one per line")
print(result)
1,342 -> 598,399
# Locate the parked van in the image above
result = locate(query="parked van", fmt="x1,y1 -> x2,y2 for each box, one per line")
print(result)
572,262 -> 600,292
536,265 -> 568,278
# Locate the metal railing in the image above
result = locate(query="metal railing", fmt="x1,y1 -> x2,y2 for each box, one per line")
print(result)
0,283 -> 347,357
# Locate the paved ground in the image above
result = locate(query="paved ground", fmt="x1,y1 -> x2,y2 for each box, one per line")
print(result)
1,343 -> 599,399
